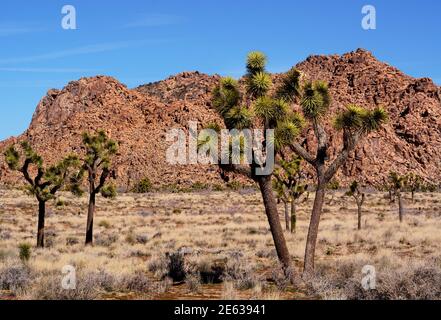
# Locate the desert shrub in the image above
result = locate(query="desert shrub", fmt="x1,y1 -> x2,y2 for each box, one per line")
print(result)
66,237 -> 79,246
147,254 -> 168,278
167,252 -> 186,282
190,182 -> 208,191
132,178 -> 152,193
226,181 -> 242,191
98,220 -> 111,229
119,271 -> 151,292
94,233 -> 118,247
31,270 -> 116,300
185,274 -> 202,293
306,258 -> 441,300
270,267 -> 292,292
224,259 -> 258,290
0,262 -> 32,295
100,184 -> 117,198
135,234 -> 149,244
18,243 -> 31,262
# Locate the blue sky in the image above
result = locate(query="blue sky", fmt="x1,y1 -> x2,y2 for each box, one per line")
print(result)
0,0 -> 440,140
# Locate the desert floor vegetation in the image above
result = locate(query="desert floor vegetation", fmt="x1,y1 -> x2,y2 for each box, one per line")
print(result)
0,188 -> 440,300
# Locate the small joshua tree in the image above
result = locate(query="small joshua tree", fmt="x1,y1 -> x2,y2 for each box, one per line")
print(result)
345,181 -> 366,230
4,142 -> 79,247
71,131 -> 118,245
388,171 -> 405,223
273,156 -> 308,233
404,173 -> 423,203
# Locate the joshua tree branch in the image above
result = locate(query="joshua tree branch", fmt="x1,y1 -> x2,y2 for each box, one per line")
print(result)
21,159 -> 35,187
289,143 -> 315,165
324,131 -> 361,182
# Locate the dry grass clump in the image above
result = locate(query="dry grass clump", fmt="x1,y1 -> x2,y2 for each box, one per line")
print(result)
306,256 -> 441,300
0,260 -> 32,296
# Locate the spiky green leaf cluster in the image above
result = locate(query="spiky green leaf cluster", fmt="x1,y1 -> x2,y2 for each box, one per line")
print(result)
83,130 -> 118,169
334,105 -> 388,133
254,97 -> 289,125
246,51 -> 267,75
246,72 -> 272,98
225,106 -> 254,130
101,184 -> 117,199
212,77 -> 241,117
301,81 -> 331,119
276,67 -> 302,102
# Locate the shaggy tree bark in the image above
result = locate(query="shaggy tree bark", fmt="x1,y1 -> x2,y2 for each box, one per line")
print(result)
37,200 -> 46,248
290,200 -> 297,234
356,195 -> 365,230
257,175 -> 292,271
284,202 -> 290,231
397,190 -> 404,223
292,127 -> 361,275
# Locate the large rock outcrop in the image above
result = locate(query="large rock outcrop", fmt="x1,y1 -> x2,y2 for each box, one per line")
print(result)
1,49 -> 440,188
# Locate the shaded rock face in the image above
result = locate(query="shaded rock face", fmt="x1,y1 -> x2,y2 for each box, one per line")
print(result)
1,49 -> 440,188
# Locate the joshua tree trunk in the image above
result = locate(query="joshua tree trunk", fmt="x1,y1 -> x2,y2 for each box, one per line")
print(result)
284,202 -> 290,231
291,200 -> 297,234
85,191 -> 96,245
37,200 -> 46,248
398,191 -> 404,223
357,202 -> 362,230
257,175 -> 292,273
304,175 -> 326,275
411,191 -> 415,203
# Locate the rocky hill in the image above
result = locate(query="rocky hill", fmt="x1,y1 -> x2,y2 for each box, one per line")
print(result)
1,49 -> 440,188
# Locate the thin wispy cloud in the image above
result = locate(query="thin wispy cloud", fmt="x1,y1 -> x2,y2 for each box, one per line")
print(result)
124,14 -> 184,28
0,39 -> 167,65
0,23 -> 45,37
0,67 -> 94,73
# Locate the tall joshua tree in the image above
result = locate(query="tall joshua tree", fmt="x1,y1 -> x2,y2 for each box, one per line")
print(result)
345,181 -> 366,230
273,156 -> 308,233
288,87 -> 388,274
71,131 -> 118,245
4,142 -> 78,247
210,52 -> 304,274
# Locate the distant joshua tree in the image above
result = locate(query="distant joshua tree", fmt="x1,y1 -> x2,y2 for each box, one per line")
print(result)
273,156 -> 308,233
345,181 -> 366,230
388,171 -> 405,223
4,142 -> 79,247
71,131 -> 118,245
404,173 -> 423,203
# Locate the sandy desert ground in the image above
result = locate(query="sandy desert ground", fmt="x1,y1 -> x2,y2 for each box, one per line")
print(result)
1,187 -> 440,300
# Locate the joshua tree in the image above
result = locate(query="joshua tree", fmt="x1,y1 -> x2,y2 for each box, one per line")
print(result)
345,181 -> 366,230
388,171 -> 405,223
71,131 -> 118,245
288,87 -> 388,274
210,52 -> 304,274
404,173 -> 423,203
273,156 -> 308,233
4,142 -> 79,247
